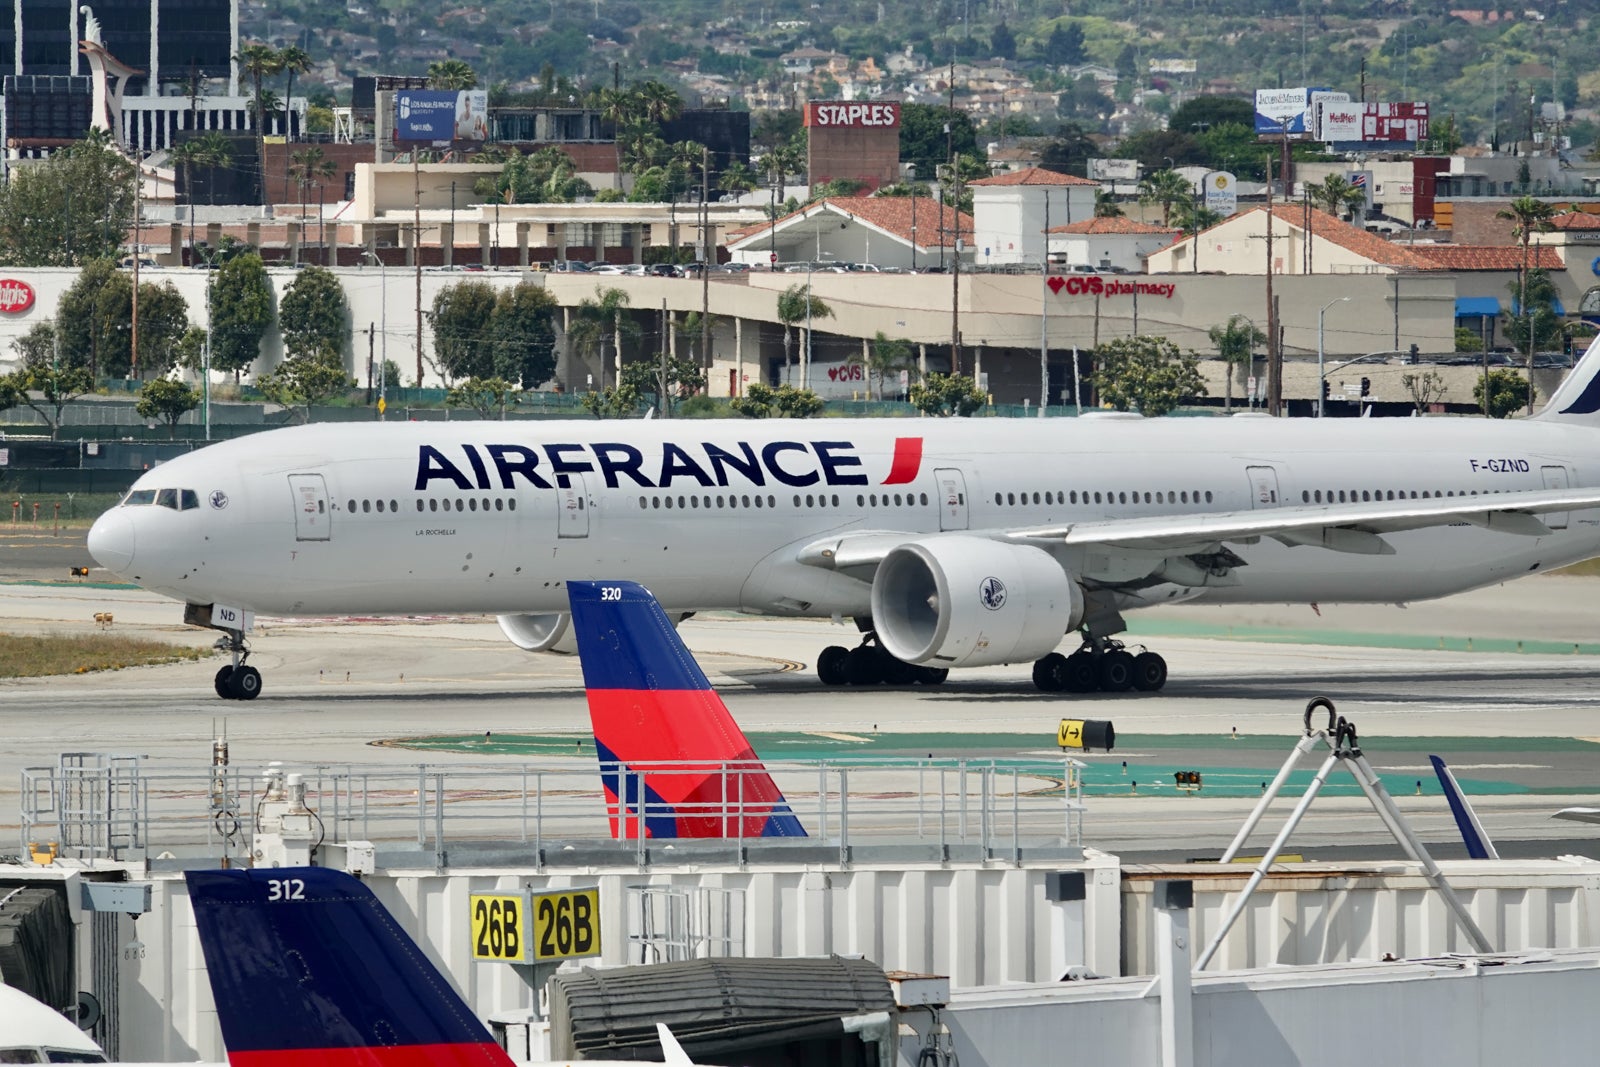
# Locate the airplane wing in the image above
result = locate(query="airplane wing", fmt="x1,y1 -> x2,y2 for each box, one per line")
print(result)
800,487 -> 1600,580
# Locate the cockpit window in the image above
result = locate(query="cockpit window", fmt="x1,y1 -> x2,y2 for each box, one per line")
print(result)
180,489 -> 199,511
156,489 -> 178,509
46,1052 -> 107,1063
122,488 -> 200,510
122,489 -> 157,507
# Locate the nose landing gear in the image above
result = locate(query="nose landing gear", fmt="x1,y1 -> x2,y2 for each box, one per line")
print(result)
211,632 -> 262,701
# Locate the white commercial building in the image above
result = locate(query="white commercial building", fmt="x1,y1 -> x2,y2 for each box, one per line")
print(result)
968,166 -> 1098,267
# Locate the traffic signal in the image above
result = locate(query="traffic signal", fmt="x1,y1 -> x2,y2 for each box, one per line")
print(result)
1360,376 -> 1371,397
1174,770 -> 1203,790
1408,343 -> 1420,363
1321,379 -> 1330,401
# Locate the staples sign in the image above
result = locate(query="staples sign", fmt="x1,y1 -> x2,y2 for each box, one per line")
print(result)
0,279 -> 36,314
805,102 -> 901,129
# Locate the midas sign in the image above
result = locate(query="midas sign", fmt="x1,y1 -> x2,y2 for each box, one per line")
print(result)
805,101 -> 901,129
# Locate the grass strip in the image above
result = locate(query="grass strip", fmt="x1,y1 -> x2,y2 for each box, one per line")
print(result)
0,633 -> 210,678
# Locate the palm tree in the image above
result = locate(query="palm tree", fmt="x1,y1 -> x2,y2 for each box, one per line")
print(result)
1094,189 -> 1124,218
1310,174 -> 1367,220
192,131 -> 234,207
566,287 -> 636,390
597,87 -> 641,176
169,139 -> 203,260
717,160 -> 757,196
850,331 -> 916,401
635,80 -> 683,125
1208,315 -> 1266,412
1137,169 -> 1191,227
276,45 -> 311,131
776,284 -> 832,381
289,146 -> 337,263
1498,194 -> 1557,406
427,59 -> 477,90
235,43 -> 281,138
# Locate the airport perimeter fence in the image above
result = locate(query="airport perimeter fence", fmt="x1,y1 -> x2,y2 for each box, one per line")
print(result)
19,753 -> 1088,870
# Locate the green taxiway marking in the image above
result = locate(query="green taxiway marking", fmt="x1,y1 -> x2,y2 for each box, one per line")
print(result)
390,732 -> 1584,797
1122,617 -> 1600,656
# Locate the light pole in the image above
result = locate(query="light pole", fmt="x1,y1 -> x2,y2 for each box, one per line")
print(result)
364,250 -> 388,420
1317,296 -> 1350,417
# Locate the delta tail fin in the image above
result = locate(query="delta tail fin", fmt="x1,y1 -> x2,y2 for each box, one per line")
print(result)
1535,332 -> 1600,423
185,866 -> 515,1067
567,580 -> 805,839
1430,755 -> 1499,860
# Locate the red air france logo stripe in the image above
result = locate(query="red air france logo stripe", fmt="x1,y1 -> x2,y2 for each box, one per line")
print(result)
882,437 -> 923,484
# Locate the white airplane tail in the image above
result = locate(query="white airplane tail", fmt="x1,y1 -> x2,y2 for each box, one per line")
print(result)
1534,332 -> 1600,423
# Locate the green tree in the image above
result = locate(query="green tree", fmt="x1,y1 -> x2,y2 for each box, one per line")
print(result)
235,42 -> 282,200
566,286 -> 637,391
426,59 -> 478,90
1400,370 -> 1448,415
288,146 -> 337,258
1094,189 -> 1125,218
56,258 -> 131,379
256,353 -> 353,421
210,252 -> 275,380
850,332 -> 916,401
1504,267 -> 1565,354
776,284 -> 832,378
1039,122 -> 1098,177
729,381 -> 823,418
1044,21 -> 1086,66
10,319 -> 55,370
279,266 -> 349,362
134,281 -> 191,377
717,160 -> 758,195
989,21 -> 1016,60
621,355 -> 705,416
909,372 -> 986,416
0,135 -> 136,266
1456,325 -> 1487,353
174,326 -> 208,372
429,280 -> 499,384
899,104 -> 978,179
1497,195 -> 1557,402
581,382 -> 643,418
1167,96 -> 1254,137
1091,335 -> 1207,416
0,372 -> 20,418
446,375 -> 518,419
276,44 -> 312,123
135,377 -> 201,437
490,284 -> 558,388
1475,368 -> 1534,419
1207,315 -> 1265,412
1310,174 -> 1367,220
1137,169 -> 1192,228
14,363 -> 93,439
191,131 -> 235,207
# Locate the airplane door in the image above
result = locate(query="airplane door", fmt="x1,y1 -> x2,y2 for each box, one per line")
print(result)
1245,465 -> 1282,508
935,468 -> 968,531
288,473 -> 331,541
1541,465 -> 1570,530
557,473 -> 590,538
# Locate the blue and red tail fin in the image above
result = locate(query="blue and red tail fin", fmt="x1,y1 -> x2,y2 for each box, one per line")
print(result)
566,580 -> 805,840
185,867 -> 513,1067
1430,755 -> 1499,860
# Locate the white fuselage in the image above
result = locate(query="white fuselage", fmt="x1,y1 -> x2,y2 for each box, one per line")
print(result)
97,415 -> 1600,620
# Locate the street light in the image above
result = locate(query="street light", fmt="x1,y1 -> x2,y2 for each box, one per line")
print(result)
1317,296 -> 1351,417
364,250 -> 388,421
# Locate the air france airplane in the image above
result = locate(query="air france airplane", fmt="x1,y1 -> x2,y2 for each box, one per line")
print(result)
89,340 -> 1600,701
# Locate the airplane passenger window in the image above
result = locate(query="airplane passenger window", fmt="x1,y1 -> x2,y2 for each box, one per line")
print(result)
753,496 -> 763,508
319,501 -> 325,513
995,493 -> 1003,506
857,494 -> 865,506
362,500 -> 371,513
717,495 -> 725,507
468,499 -> 477,511
348,499 -> 357,512
1033,493 -> 1041,505
1204,492 -> 1213,503
678,496 -> 686,508
1179,491 -> 1187,503
895,494 -> 904,506
508,499 -> 516,510
1118,492 -> 1127,504
1361,491 -> 1369,502
832,494 -> 840,506
181,489 -> 199,510
742,495 -> 752,508
495,499 -> 504,511
416,500 -> 424,512
870,494 -> 878,506
691,496 -> 700,509
805,494 -> 814,507
703,497 -> 711,509
429,499 -> 438,512
578,499 -> 585,510
377,499 -> 385,512
920,493 -> 928,505
157,488 -> 178,509
665,496 -> 674,508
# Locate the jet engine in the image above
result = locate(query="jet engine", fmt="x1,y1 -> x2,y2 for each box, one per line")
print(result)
497,613 -> 578,654
870,536 -> 1083,668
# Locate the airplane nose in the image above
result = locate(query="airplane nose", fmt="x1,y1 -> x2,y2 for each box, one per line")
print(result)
87,510 -> 135,573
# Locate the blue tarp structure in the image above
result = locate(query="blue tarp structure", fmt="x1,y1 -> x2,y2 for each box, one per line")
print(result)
1455,296 -> 1502,318
1509,295 -> 1565,315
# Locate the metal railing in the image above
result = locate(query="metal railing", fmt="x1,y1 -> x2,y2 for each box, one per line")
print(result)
20,754 -> 1086,870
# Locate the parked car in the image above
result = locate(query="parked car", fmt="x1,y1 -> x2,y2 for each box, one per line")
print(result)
549,260 -> 591,273
647,262 -> 683,277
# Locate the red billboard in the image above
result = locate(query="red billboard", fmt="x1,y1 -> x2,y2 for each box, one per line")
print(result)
804,101 -> 901,129
0,279 -> 35,314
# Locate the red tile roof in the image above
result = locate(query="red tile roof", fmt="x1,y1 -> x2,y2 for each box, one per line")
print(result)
1048,216 -> 1178,235
727,196 -> 973,250
1250,205 -> 1447,270
1408,244 -> 1566,271
1546,211 -> 1600,231
967,166 -> 1098,187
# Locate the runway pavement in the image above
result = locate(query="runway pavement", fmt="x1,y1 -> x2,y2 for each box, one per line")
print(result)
2,565 -> 1599,862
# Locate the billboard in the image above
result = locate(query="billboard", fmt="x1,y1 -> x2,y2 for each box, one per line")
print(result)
395,90 -> 489,142
1088,157 -> 1140,181
1149,58 -> 1197,75
1203,171 -> 1238,217
803,101 -> 901,128
1315,102 -> 1429,145
1253,87 -> 1342,136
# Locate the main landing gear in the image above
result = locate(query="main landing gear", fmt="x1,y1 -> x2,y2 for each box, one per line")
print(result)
817,634 -> 949,687
211,630 -> 262,701
1030,639 -> 1167,695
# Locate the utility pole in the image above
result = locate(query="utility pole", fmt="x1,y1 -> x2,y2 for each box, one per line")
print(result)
1265,151 -> 1280,415
1039,189 -> 1049,414
700,145 -> 711,375
130,155 -> 141,377
947,62 -> 960,375
413,148 -> 423,387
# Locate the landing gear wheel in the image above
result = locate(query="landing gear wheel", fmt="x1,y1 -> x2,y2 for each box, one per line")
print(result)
879,651 -> 916,686
1132,651 -> 1168,692
1032,653 -> 1067,693
914,665 -> 949,685
845,646 -> 884,686
228,665 -> 262,701
817,645 -> 850,686
1098,650 -> 1135,692
1060,651 -> 1099,693
213,666 -> 235,699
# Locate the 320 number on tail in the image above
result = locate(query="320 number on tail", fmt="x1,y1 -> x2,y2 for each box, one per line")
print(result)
532,888 -> 600,961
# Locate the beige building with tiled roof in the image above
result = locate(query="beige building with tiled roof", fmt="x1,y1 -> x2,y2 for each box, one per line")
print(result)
1147,205 -> 1446,275
725,197 -> 973,269
1047,217 -> 1180,273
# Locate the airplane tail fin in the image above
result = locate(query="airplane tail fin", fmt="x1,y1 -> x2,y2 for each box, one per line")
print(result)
1534,332 -> 1600,423
1429,755 -> 1499,860
566,580 -> 806,840
185,867 -> 515,1067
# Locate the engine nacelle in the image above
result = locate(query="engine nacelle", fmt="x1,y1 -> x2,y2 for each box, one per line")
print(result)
497,612 -> 578,655
870,536 -> 1083,668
